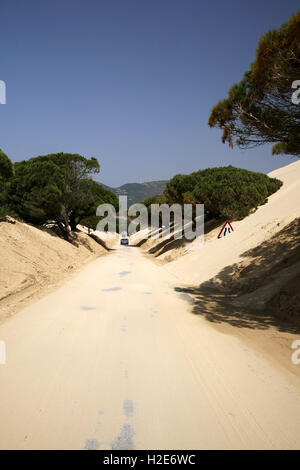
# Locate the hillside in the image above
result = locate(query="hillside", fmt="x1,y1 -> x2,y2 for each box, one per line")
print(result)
0,218 -> 108,322
101,180 -> 167,204
165,160 -> 300,285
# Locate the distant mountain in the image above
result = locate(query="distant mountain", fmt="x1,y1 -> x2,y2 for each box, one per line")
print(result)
101,180 -> 168,205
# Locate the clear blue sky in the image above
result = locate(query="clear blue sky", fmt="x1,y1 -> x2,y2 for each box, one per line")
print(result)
1,0 -> 299,186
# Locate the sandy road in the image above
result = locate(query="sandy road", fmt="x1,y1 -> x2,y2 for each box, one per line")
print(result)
0,244 -> 300,450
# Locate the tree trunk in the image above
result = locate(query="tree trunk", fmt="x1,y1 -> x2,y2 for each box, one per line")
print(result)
69,215 -> 77,232
57,221 -> 70,241
59,207 -> 72,242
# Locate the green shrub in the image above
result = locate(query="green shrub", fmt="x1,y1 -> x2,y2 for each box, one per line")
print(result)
163,166 -> 282,221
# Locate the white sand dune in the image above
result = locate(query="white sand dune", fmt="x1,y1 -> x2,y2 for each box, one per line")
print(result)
165,160 -> 300,285
0,220 -> 107,322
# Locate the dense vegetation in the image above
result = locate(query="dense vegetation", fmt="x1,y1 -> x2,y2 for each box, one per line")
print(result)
0,150 -> 118,240
163,166 -> 282,221
0,150 -> 16,218
0,151 -> 283,237
208,11 -> 300,156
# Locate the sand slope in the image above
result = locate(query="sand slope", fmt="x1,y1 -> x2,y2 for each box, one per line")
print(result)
0,218 -> 107,322
165,160 -> 300,285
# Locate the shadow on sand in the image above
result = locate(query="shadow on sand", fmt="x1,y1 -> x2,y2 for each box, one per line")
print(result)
174,218 -> 300,334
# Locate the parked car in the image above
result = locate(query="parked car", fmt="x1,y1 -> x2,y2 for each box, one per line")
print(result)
120,235 -> 129,246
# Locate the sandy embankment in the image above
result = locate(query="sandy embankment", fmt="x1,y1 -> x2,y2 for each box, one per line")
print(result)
163,161 -> 300,321
135,160 -> 300,305
0,218 -> 109,323
165,160 -> 300,280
